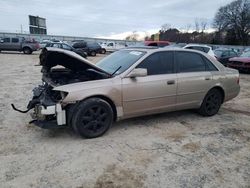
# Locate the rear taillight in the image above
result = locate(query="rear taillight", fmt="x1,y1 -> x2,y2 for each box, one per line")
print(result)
237,77 -> 240,84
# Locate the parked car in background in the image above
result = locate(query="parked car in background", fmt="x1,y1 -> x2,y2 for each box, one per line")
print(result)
45,42 -> 87,58
167,43 -> 187,48
214,49 -> 238,66
13,47 -> 240,138
144,41 -> 170,47
39,40 -> 51,48
242,47 -> 250,53
228,51 -> 250,73
183,44 -> 216,58
72,42 -> 105,56
100,42 -> 127,52
0,37 -> 40,54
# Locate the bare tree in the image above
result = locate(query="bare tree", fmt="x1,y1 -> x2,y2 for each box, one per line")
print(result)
200,19 -> 208,33
213,0 -> 250,45
194,18 -> 200,32
186,24 -> 192,33
125,31 -> 139,41
161,23 -> 171,32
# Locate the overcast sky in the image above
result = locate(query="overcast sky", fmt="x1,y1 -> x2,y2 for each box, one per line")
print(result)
0,0 -> 233,39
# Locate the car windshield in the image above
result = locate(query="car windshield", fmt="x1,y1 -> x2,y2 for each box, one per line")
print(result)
240,51 -> 250,57
96,50 -> 146,75
214,50 -> 223,57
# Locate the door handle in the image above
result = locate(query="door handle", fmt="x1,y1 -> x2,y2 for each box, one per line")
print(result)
167,80 -> 175,85
205,77 -> 211,80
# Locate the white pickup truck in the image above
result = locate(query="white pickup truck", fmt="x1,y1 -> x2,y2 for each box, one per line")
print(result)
100,42 -> 127,52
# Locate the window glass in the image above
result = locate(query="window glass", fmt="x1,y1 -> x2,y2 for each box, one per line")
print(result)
107,43 -> 114,46
222,51 -> 229,57
203,57 -> 218,71
3,38 -> 10,43
203,47 -> 210,53
148,42 -> 158,46
229,51 -> 237,56
73,42 -> 86,48
52,43 -> 61,48
62,44 -> 72,50
137,52 -> 174,75
96,50 -> 146,75
176,52 -> 206,72
11,38 -> 19,43
158,43 -> 169,47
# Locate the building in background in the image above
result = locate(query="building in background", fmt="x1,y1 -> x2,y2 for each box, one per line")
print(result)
29,15 -> 47,35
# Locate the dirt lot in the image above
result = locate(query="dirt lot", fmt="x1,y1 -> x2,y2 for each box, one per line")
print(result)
0,51 -> 250,188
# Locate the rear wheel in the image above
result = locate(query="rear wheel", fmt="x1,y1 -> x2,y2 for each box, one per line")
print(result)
90,51 -> 96,56
23,47 -> 32,54
198,88 -> 222,116
72,98 -> 113,138
101,48 -> 106,54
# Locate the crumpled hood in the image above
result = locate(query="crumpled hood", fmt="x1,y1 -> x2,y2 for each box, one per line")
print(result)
39,47 -> 111,75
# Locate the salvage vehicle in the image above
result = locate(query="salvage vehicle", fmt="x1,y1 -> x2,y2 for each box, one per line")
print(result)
45,42 -> 87,58
100,42 -> 127,52
12,47 -> 240,138
144,41 -> 170,47
72,41 -> 106,56
183,44 -> 216,58
0,37 -> 40,54
228,51 -> 250,73
214,49 -> 238,66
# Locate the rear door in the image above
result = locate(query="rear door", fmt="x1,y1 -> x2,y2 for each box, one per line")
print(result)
176,51 -> 214,109
10,38 -> 20,50
122,51 -> 177,117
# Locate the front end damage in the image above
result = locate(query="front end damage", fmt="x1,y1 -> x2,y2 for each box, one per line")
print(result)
12,47 -> 111,129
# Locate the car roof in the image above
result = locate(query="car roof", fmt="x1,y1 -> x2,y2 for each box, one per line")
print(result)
184,44 -> 211,48
122,47 -> 210,54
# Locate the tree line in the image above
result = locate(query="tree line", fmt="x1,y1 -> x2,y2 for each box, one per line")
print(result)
153,0 -> 250,45
127,0 -> 250,46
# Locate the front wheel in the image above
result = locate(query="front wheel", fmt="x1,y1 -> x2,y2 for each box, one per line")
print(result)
72,98 -> 113,138
23,47 -> 32,54
198,88 -> 222,116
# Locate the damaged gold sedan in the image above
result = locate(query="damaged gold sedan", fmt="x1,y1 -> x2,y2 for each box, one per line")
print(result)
12,47 -> 240,138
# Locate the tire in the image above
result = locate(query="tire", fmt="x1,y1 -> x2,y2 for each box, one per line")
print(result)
23,47 -> 32,54
101,48 -> 106,54
198,88 -> 223,116
72,98 -> 113,138
90,51 -> 96,56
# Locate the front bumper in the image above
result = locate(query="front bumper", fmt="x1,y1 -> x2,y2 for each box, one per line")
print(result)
31,103 -> 67,128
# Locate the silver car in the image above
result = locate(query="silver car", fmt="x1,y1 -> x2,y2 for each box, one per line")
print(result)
13,47 -> 240,138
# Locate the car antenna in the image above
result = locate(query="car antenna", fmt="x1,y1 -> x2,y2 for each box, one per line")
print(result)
111,66 -> 122,76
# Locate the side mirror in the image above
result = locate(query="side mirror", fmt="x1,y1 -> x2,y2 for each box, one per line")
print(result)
126,68 -> 147,78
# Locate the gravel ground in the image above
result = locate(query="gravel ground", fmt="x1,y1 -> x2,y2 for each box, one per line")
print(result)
0,51 -> 250,188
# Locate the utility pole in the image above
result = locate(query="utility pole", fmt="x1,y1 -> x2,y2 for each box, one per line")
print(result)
20,24 -> 23,33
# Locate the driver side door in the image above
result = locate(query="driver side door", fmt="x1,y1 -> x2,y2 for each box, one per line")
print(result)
122,51 -> 177,118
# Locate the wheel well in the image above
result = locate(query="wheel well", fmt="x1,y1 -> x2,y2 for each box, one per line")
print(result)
22,46 -> 31,51
85,95 -> 117,121
212,86 -> 225,103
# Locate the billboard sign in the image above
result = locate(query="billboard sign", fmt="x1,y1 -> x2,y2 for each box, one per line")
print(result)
29,15 -> 47,34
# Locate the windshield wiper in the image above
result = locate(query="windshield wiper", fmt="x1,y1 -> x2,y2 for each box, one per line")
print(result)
111,66 -> 122,76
